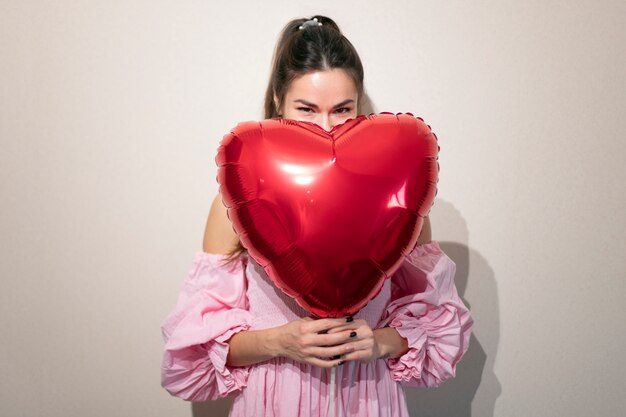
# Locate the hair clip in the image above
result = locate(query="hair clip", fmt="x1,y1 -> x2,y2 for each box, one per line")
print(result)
299,17 -> 322,30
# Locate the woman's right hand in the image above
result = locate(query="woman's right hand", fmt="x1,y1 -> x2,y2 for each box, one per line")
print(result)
275,316 -> 356,368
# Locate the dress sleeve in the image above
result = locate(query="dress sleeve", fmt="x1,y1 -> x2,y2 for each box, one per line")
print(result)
378,241 -> 474,388
160,252 -> 255,401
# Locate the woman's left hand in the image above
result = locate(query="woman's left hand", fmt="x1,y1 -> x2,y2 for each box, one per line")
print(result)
325,318 -> 383,364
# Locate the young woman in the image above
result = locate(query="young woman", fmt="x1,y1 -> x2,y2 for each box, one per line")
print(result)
161,15 -> 473,416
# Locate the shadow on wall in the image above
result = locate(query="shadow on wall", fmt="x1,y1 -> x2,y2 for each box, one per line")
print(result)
361,98 -> 502,416
404,200 -> 501,417
192,398 -> 233,416
404,243 -> 499,416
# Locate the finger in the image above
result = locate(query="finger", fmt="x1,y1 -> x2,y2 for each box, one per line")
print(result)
306,356 -> 344,369
325,317 -> 364,334
342,338 -> 376,360
313,329 -> 359,347
315,316 -> 356,334
324,328 -> 360,343
308,343 -> 354,359
326,323 -> 358,334
308,317 -> 351,334
337,346 -> 368,363
341,348 -> 375,363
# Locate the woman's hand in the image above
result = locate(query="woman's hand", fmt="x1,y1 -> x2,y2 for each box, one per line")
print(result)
275,316 -> 366,368
274,316 -> 385,367
325,318 -> 383,364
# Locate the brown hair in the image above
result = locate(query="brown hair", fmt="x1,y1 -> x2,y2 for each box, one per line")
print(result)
223,15 -> 365,264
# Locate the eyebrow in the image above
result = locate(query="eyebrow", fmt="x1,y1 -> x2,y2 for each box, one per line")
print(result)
293,98 -> 355,109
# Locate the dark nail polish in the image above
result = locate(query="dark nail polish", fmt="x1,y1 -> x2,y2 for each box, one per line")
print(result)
346,316 -> 354,323
338,361 -> 344,366
331,355 -> 341,360
350,331 -> 357,338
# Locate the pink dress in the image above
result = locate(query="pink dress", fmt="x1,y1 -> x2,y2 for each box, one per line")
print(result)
160,241 -> 473,416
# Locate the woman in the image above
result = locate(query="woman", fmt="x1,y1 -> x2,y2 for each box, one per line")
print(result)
161,15 -> 473,416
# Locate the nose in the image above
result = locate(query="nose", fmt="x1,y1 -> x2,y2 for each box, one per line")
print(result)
317,114 -> 332,132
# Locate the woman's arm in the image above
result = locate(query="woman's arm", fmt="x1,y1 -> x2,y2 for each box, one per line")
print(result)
373,327 -> 410,359
203,194 -> 240,254
373,214 -> 431,359
225,328 -> 281,367
379,240 -> 473,388
205,195 -> 284,367
203,195 -> 278,367
206,195 -> 351,369
160,250 -> 254,401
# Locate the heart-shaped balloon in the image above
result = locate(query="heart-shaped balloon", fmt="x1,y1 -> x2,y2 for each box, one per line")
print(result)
216,112 -> 439,318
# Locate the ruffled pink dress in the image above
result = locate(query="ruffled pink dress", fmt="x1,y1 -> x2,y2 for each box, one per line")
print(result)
160,241 -> 473,416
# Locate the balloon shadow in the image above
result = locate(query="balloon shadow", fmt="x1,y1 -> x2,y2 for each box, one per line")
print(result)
191,397 -> 233,417
402,200 -> 501,417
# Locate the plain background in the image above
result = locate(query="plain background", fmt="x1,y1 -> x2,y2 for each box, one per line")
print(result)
1,1 -> 624,416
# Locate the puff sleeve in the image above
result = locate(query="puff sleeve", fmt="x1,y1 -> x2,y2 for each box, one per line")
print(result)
160,252 -> 255,401
378,241 -> 473,388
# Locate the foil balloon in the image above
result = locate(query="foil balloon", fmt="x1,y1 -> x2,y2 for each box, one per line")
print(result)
215,112 -> 439,318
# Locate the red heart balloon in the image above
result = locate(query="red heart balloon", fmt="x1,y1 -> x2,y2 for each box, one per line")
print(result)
216,112 -> 439,318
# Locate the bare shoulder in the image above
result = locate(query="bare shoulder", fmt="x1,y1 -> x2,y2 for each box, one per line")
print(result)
415,215 -> 432,246
202,194 -> 239,254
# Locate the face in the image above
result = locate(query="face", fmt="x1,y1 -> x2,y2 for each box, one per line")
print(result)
275,68 -> 359,132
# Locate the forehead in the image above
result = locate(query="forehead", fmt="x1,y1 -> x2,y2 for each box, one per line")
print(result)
285,69 -> 357,103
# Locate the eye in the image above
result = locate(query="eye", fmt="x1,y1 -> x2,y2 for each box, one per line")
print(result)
297,107 -> 314,113
335,107 -> 352,114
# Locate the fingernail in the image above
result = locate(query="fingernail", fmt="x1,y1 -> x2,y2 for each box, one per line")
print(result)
350,331 -> 357,338
346,316 -> 354,323
331,355 -> 341,360
338,361 -> 344,366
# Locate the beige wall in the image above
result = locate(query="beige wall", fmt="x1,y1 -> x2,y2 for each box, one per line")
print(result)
1,1 -> 624,416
